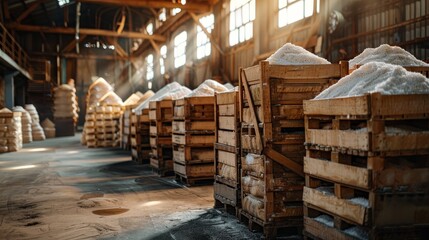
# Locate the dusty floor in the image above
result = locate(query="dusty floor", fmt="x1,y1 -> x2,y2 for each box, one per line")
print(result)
0,134 -> 262,239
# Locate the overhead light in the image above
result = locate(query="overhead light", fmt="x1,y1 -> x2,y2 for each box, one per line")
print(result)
58,0 -> 71,7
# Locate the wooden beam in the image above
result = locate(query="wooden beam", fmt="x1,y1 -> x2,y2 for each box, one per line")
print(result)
105,37 -> 128,57
188,12 -> 224,55
77,0 -> 211,12
3,1 -> 10,20
62,35 -> 87,53
31,51 -> 131,60
148,8 -> 157,17
7,23 -> 167,41
132,10 -> 189,57
149,39 -> 160,55
40,32 -> 53,53
16,0 -> 45,23
117,14 -> 126,34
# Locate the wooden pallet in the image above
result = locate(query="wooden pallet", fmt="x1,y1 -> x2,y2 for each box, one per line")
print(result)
213,181 -> 241,211
238,209 -> 302,240
303,203 -> 429,240
174,172 -> 213,186
214,196 -> 240,217
304,93 -> 429,154
173,96 -> 215,121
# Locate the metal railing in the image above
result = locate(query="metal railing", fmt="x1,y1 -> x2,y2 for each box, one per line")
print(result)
0,22 -> 31,73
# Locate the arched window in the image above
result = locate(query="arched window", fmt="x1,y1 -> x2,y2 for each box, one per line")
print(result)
278,0 -> 320,28
174,31 -> 187,68
229,0 -> 255,46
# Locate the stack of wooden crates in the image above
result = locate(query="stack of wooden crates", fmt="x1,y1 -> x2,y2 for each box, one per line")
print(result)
172,96 -> 216,185
149,99 -> 174,175
121,105 -> 133,150
238,60 -> 348,238
94,105 -> 122,147
214,90 -> 241,214
131,108 -> 151,164
302,95 -> 429,238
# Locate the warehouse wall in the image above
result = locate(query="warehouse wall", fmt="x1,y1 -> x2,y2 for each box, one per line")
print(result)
0,77 -> 4,108
326,0 -> 429,63
214,0 -> 324,83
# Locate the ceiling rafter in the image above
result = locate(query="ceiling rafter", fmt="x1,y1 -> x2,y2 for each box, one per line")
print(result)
77,0 -> 211,13
7,23 -> 167,41
16,0 -> 46,23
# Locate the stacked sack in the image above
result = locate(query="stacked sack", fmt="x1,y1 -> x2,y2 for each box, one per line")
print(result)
81,77 -> 114,147
12,106 -> 32,143
25,104 -> 46,141
41,119 -> 56,138
0,108 -> 23,153
53,84 -> 79,124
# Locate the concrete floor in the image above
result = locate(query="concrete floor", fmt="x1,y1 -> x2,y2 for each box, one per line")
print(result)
0,134 -> 262,240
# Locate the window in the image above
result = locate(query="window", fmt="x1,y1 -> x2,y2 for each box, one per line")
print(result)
229,0 -> 255,46
278,0 -> 320,28
174,31 -> 187,68
58,0 -> 69,7
160,45 -> 167,75
197,14 -> 214,59
146,54 -> 154,81
146,22 -> 153,35
172,8 -> 181,16
159,8 -> 166,22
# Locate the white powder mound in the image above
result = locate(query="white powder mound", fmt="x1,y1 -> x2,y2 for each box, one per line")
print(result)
316,186 -> 334,196
348,197 -> 369,208
160,86 -> 192,100
315,62 -> 429,99
267,43 -> 331,65
313,215 -> 334,227
133,82 -> 182,114
223,83 -> 235,90
350,44 -> 429,69
187,79 -> 229,97
344,226 -> 369,240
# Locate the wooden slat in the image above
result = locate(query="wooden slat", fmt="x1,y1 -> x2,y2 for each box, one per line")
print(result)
263,147 -> 304,177
78,0 -> 211,12
304,157 -> 370,189
306,129 -> 370,151
303,187 -> 367,225
303,95 -> 370,116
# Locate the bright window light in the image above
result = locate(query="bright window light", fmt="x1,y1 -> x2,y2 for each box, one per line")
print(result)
146,22 -> 153,35
229,0 -> 255,46
160,45 -> 167,74
197,14 -> 214,59
278,0 -> 320,28
146,54 -> 154,81
172,8 -> 181,16
159,8 -> 166,22
174,31 -> 187,68
58,0 -> 70,7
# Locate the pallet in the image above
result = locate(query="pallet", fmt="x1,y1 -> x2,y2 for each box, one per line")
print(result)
173,96 -> 215,121
174,173 -> 213,186
173,161 -> 214,179
214,197 -> 240,217
304,93 -> 429,154
238,209 -> 302,239
151,164 -> 174,177
214,181 -> 240,210
303,203 -> 429,240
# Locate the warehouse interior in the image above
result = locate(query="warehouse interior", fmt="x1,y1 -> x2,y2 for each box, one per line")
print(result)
1,0 -> 429,239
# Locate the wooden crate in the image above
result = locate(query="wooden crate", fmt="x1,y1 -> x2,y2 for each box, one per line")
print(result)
304,93 -> 429,154
54,117 -> 75,137
149,99 -> 173,122
131,108 -> 151,164
303,93 -> 429,240
174,161 -> 214,183
173,144 -> 213,165
173,96 -> 215,121
238,61 -> 347,237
